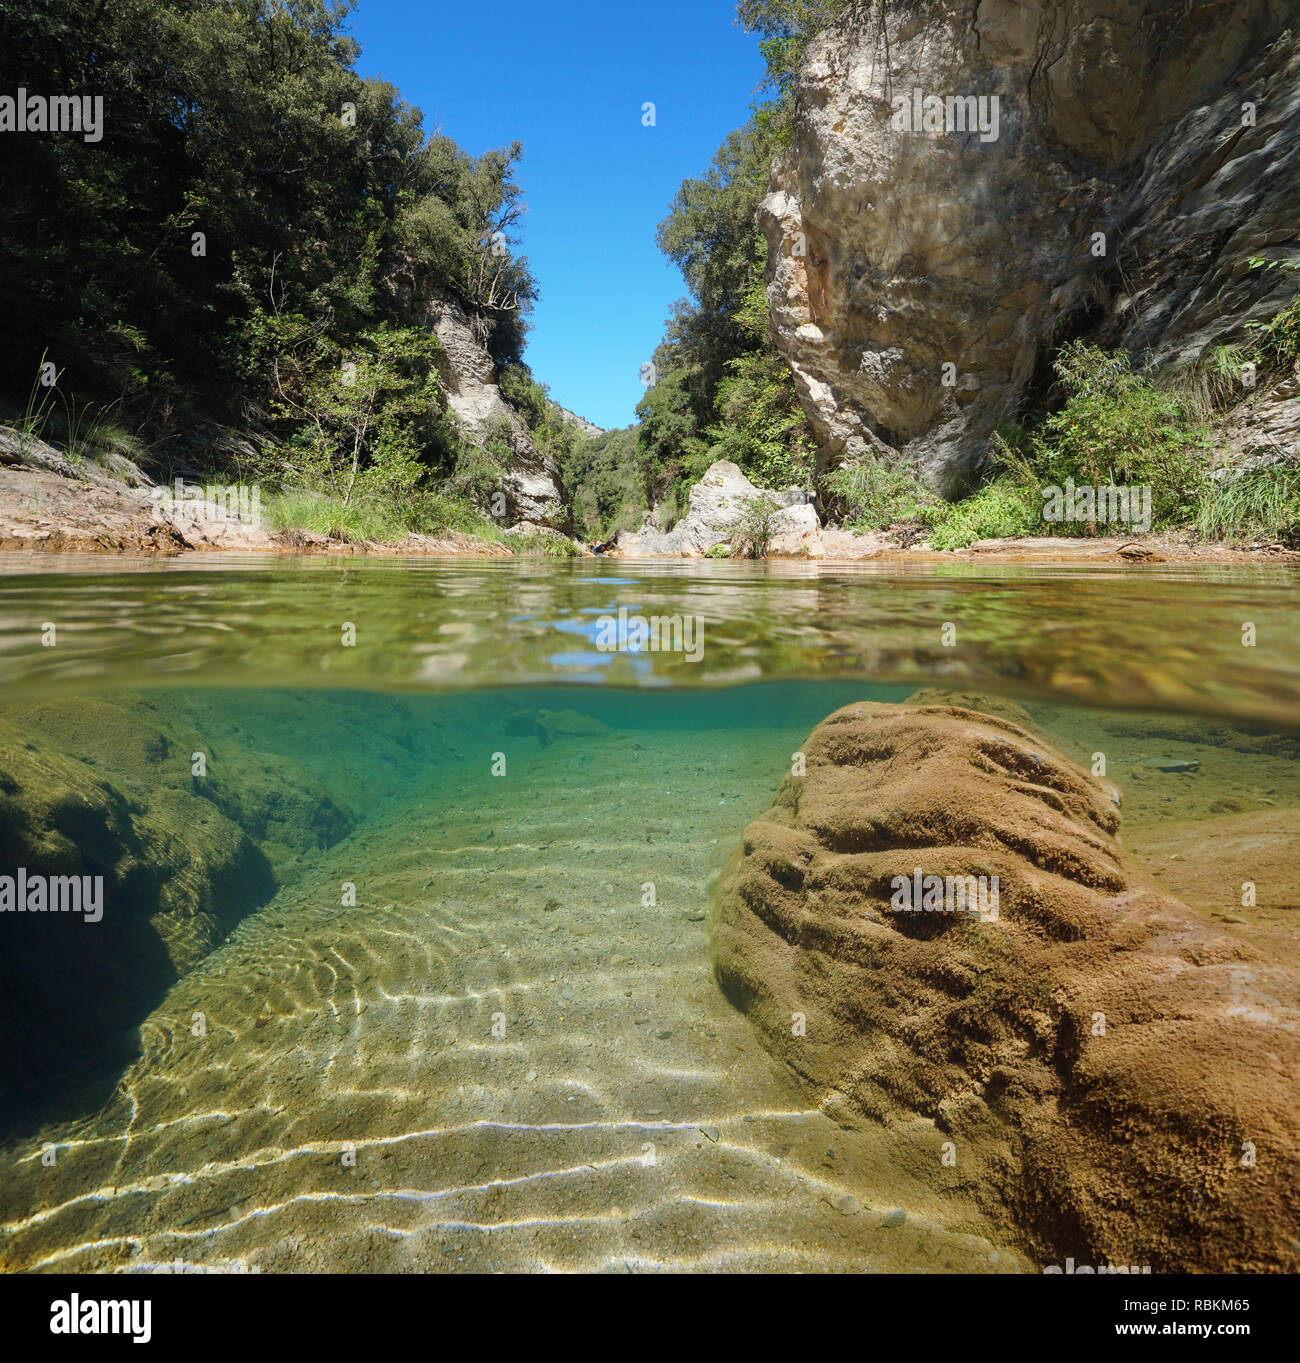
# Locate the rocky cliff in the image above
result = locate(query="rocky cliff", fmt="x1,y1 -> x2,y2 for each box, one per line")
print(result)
427,297 -> 570,528
760,0 -> 1300,493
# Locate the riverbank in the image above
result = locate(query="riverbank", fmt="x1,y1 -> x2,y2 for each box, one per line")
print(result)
3,432 -> 1296,565
3,466 -> 1296,565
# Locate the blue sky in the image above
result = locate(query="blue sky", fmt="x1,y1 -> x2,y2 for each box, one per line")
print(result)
349,0 -> 766,430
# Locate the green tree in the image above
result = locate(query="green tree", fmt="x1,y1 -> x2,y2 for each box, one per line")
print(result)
639,105 -> 815,498
0,0 -> 536,455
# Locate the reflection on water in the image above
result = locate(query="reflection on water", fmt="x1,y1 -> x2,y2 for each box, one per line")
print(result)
0,554 -> 1296,724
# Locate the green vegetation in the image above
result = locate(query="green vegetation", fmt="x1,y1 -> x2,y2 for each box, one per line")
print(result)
737,0 -> 850,97
824,457 -> 939,531
922,478 -> 1041,550
737,493 -> 781,557
635,105 -> 816,516
1246,258 -> 1300,367
561,426 -> 646,540
1025,342 -> 1209,520
0,0 -> 539,541
827,343 -> 1221,548
824,332 -> 1300,550
1194,464 -> 1300,546
507,531 -> 582,558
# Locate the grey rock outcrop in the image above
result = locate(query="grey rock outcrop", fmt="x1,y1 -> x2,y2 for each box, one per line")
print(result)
427,297 -> 569,528
0,425 -> 276,552
760,0 -> 1300,493
613,459 -> 814,555
550,401 -> 604,439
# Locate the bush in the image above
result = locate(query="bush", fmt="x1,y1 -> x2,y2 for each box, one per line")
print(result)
737,492 -> 780,557
1029,341 -> 1208,526
921,477 -> 1040,550
497,363 -> 549,430
823,457 -> 938,530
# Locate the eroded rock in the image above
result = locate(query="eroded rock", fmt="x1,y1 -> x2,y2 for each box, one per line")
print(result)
613,460 -> 814,556
0,695 -> 357,1124
712,698 -> 1300,1270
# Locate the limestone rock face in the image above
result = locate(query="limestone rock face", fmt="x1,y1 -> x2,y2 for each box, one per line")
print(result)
712,699 -> 1300,1270
614,459 -> 813,556
760,1 -> 1300,492
428,298 -> 569,529
549,402 -> 604,439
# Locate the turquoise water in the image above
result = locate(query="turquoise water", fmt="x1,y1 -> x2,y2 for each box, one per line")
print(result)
0,557 -> 1296,1273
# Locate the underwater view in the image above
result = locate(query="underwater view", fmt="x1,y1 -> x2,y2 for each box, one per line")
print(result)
0,555 -> 1297,1288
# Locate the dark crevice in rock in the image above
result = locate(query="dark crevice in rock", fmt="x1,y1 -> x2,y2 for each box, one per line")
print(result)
0,695 -> 376,1137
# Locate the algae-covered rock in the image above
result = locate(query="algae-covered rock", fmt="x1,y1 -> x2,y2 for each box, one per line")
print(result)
505,708 -> 611,746
712,699 -> 1300,1271
0,695 -> 356,1122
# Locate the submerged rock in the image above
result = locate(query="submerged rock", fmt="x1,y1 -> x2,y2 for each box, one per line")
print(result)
712,699 -> 1300,1271
0,694 -> 362,1125
505,707 -> 611,746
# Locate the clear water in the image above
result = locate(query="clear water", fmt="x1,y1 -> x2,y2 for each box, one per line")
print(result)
0,556 -> 1296,1273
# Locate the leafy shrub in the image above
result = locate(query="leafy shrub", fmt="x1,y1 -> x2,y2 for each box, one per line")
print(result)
1029,341 -> 1208,526
701,280 -> 817,490
737,493 -> 780,557
921,477 -> 1040,550
823,457 -> 937,530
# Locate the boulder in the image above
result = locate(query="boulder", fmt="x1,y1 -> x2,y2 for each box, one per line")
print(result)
712,698 -> 1300,1270
769,502 -> 824,556
613,460 -> 814,556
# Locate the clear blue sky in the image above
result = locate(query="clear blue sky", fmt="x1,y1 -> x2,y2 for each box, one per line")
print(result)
349,0 -> 766,431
